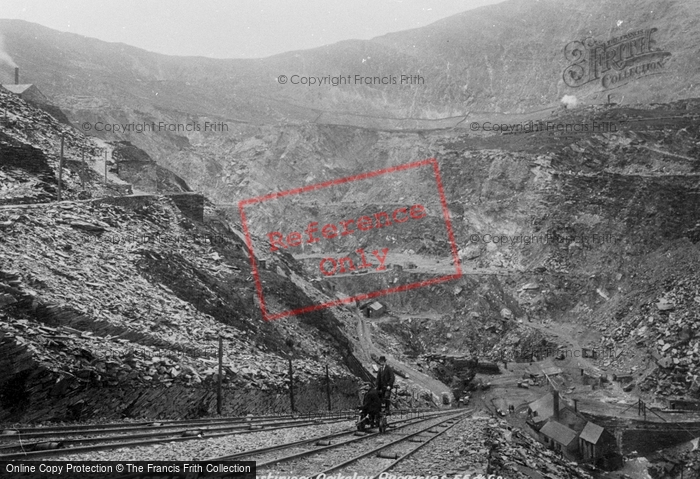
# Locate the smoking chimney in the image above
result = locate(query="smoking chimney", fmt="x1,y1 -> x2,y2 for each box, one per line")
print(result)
552,389 -> 560,421
14,67 -> 19,85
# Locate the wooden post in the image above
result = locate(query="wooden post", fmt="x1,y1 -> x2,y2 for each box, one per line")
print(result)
217,336 -> 223,415
288,358 -> 295,413
325,364 -> 331,411
57,134 -> 64,201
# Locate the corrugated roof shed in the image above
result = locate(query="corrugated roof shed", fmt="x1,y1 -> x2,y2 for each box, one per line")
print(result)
579,421 -> 605,444
540,420 -> 578,447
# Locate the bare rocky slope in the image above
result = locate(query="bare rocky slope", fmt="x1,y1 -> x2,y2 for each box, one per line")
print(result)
1,89 -> 417,422
1,0 -> 700,431
272,99 -> 700,403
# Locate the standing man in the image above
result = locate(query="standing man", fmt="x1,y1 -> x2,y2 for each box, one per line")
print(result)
377,356 -> 395,414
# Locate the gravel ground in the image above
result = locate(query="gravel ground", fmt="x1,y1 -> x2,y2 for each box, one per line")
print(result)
387,414 -> 490,477
262,413 -> 460,476
49,420 -> 356,462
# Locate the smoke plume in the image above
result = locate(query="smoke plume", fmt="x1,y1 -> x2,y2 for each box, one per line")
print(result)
561,95 -> 578,109
0,34 -> 18,68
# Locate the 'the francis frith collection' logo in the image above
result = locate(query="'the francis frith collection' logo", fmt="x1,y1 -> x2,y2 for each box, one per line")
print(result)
563,28 -> 672,89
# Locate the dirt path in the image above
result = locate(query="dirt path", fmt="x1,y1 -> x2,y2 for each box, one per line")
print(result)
294,251 -> 517,280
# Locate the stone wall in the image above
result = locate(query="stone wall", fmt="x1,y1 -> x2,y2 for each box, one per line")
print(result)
581,413 -> 700,457
619,423 -> 700,456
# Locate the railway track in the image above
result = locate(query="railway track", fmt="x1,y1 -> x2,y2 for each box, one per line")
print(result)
201,408 -> 471,478
0,411 -> 354,440
0,410 -> 369,459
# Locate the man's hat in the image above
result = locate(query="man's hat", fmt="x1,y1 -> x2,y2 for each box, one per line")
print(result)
379,356 -> 386,361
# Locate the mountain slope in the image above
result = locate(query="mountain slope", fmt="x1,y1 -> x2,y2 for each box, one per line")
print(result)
0,90 -> 385,422
1,0 -> 699,125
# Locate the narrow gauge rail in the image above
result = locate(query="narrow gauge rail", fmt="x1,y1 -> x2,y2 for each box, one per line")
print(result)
0,413 -> 358,460
0,411 -> 360,441
313,413 -> 468,478
199,409 -> 469,478
0,410 -> 363,437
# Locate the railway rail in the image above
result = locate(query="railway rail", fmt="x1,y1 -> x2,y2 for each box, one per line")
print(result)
0,410 -> 354,440
0,409 -> 436,460
0,411 -> 362,459
198,408 -> 471,478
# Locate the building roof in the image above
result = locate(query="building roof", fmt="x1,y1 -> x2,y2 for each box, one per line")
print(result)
579,422 -> 605,444
2,84 -> 34,94
541,366 -> 563,376
526,365 -> 563,377
360,301 -> 384,310
540,420 -> 578,447
369,301 -> 385,311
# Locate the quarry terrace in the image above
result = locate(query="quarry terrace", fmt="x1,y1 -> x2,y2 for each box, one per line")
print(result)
266,204 -> 427,252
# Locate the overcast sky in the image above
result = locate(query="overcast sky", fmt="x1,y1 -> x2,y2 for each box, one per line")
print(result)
0,0 -> 505,59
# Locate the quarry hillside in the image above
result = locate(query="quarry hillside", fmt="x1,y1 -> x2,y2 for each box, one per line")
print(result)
2,88 -> 442,422
0,4 -> 699,473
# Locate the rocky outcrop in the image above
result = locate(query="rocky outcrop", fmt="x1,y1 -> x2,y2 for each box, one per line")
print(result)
110,141 -> 191,194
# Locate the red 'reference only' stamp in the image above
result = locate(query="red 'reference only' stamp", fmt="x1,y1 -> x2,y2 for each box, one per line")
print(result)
238,158 -> 461,321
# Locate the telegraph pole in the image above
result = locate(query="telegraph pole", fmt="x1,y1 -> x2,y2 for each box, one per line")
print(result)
217,336 -> 223,415
325,364 -> 332,411
288,358 -> 295,413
